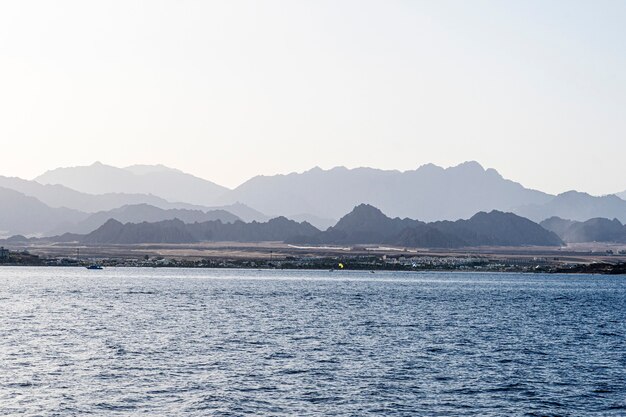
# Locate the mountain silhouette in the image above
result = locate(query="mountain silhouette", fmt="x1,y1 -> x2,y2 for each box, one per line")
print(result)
514,191 -> 626,223
541,217 -> 626,243
15,203 -> 564,247
0,187 -> 88,237
49,204 -> 240,235
220,162 -> 551,221
25,161 -> 626,225
35,162 -> 228,207
202,202 -> 269,223
301,204 -> 423,244
291,204 -> 562,247
0,174 -> 181,212
430,210 -> 563,246
4,161 -> 624,237
82,218 -> 196,244
78,217 -> 320,244
0,179 -> 262,236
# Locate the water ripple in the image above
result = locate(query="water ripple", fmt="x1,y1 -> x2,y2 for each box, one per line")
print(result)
0,267 -> 625,416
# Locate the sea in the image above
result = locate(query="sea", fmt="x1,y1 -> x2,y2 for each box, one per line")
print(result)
1,267 -> 625,416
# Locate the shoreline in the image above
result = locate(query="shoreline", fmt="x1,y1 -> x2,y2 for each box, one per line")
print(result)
2,241 -> 626,275
1,259 -> 625,275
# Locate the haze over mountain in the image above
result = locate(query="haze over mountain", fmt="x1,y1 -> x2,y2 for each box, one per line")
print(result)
291,204 -> 562,248
541,217 -> 626,243
35,162 -> 228,207
32,160 -> 566,224
286,214 -> 337,231
0,178 -> 253,236
0,187 -> 88,237
0,167 -> 281,236
76,217 -> 320,245
429,211 -> 563,247
514,191 -> 626,223
206,203 -> 269,223
295,204 -> 423,245
221,161 -> 552,222
38,203 -> 564,247
1,172 -> 270,222
0,175 -> 185,213
48,204 -> 240,235
3,161 -> 625,235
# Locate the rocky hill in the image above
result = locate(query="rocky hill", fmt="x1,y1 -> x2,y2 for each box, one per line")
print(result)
290,204 -> 562,247
78,217 -> 320,244
540,217 -> 626,243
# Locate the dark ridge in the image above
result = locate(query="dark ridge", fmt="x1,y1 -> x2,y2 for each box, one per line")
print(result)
541,216 -> 626,243
291,205 -> 563,248
28,204 -> 564,248
78,217 -> 320,244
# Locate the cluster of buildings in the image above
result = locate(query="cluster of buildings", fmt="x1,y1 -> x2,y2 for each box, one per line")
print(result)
0,247 -> 43,265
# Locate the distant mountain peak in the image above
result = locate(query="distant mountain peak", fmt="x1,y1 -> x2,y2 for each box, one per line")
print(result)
88,161 -> 118,170
35,162 -> 229,207
515,190 -> 626,223
102,218 -> 124,227
353,202 -> 381,211
470,209 -> 505,219
78,214 -> 320,244
225,161 -> 551,221
416,162 -> 444,172
485,168 -> 503,178
542,216 -> 626,243
453,160 -> 485,171
558,190 -> 589,198
124,164 -> 182,175
338,203 -> 388,222
290,204 -> 561,247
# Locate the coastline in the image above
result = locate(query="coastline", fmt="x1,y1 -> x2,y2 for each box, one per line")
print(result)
1,245 -> 625,275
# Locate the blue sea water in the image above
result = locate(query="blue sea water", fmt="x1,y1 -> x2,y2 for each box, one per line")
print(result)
0,267 -> 625,416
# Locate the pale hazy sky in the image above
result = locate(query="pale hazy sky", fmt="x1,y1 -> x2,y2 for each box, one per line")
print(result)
0,1 -> 624,194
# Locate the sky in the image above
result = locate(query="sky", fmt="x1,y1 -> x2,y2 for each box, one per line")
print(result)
0,0 -> 625,195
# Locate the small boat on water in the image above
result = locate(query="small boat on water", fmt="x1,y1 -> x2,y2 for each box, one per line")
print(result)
86,264 -> 104,270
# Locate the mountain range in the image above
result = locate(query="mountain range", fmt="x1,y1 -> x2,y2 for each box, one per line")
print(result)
0,187 -> 87,236
218,161 -> 553,221
541,217 -> 626,243
48,204 -> 241,235
515,191 -> 626,223
66,216 -> 320,245
0,174 -> 175,212
32,161 -> 626,225
1,172 -> 270,223
35,162 -> 228,207
1,161 -> 625,237
28,204 -> 562,248
0,187 -> 245,237
289,204 -> 563,247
